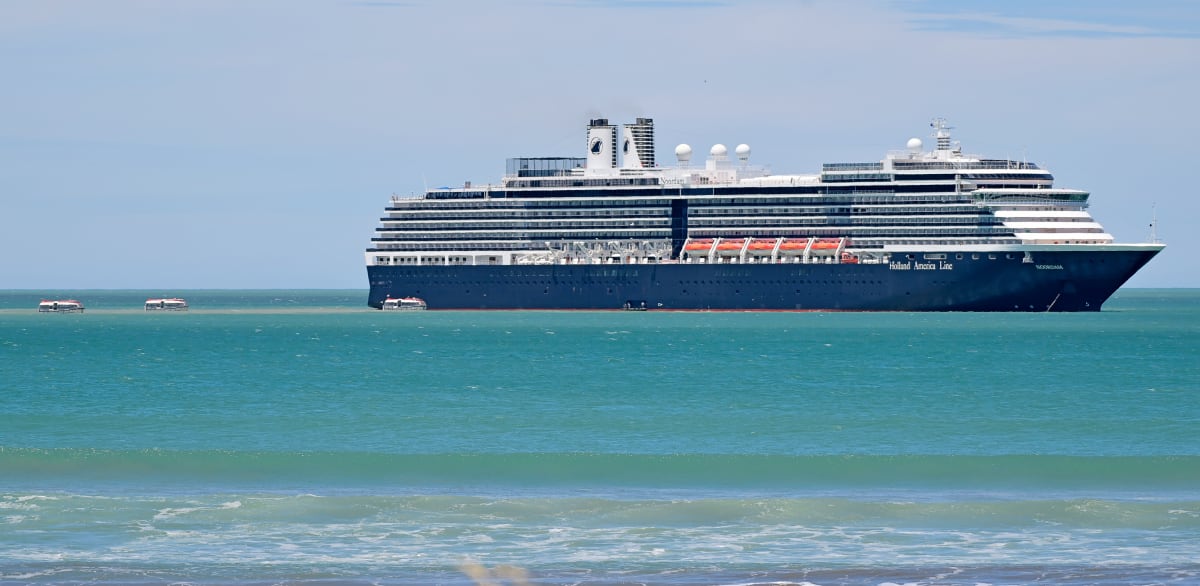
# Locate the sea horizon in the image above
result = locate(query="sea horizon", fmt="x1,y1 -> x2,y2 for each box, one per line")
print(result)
3,286 -> 1195,310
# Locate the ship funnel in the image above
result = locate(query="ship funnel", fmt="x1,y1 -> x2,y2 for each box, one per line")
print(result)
621,117 -> 655,169
587,118 -> 617,170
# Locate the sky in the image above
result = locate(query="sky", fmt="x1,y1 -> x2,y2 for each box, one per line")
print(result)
2,0 -> 1198,289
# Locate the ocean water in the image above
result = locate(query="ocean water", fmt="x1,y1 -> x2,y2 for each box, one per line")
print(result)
1,289 -> 1198,585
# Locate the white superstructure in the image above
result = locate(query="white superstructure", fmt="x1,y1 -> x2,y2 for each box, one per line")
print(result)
366,117 -> 1149,269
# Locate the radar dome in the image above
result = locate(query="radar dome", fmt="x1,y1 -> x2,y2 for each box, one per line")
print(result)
675,143 -> 693,162
710,144 -> 728,158
906,137 -> 923,152
735,143 -> 751,161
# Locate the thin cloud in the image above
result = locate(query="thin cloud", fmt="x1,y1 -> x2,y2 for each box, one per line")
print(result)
343,1 -> 417,7
899,0 -> 1200,39
560,0 -> 728,8
910,13 -> 1197,39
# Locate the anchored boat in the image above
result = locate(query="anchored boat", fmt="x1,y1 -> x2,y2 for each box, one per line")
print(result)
380,296 -> 427,311
38,299 -> 84,313
364,117 -> 1162,311
145,298 -> 189,311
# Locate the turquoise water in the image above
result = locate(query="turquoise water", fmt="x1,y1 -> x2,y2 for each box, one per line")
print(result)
1,289 -> 1198,585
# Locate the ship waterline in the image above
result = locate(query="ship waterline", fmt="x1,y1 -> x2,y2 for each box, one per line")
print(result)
365,117 -> 1162,311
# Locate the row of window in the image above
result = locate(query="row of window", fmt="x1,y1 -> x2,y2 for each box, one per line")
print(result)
377,223 -> 1014,237
824,171 -> 1051,184
374,230 -> 672,241
392,197 -> 670,210
919,252 -> 1014,261
823,173 -> 892,182
823,162 -> 883,171
382,219 -> 671,231
407,178 -> 1056,206
501,178 -> 661,189
973,193 -> 1088,203
381,215 -> 1001,234
400,190 -> 977,208
387,208 -> 669,221
373,228 -> 1018,247
685,228 -> 1015,237
387,202 -> 993,222
687,205 -> 982,216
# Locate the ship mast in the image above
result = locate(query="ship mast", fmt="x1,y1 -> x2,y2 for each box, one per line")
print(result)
1149,203 -> 1160,243
931,117 -> 954,151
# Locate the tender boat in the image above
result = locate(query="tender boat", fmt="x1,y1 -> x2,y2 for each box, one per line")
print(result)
381,296 -> 427,310
145,298 -> 189,311
38,299 -> 84,313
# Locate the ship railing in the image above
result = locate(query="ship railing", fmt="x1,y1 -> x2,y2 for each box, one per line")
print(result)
890,159 -> 1042,170
823,162 -> 883,171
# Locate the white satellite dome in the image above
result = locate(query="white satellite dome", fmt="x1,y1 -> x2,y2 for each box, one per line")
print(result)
675,143 -> 693,162
735,143 -> 751,161
907,137 -> 923,152
710,144 -> 728,157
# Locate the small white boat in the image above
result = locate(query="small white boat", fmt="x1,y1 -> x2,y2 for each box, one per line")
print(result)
381,296 -> 427,310
38,299 -> 85,313
145,298 -> 189,311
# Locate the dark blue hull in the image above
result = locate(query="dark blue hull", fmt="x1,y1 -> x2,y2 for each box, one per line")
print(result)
367,248 -> 1160,312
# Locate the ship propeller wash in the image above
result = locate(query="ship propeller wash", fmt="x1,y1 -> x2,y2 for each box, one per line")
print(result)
365,117 -> 1162,311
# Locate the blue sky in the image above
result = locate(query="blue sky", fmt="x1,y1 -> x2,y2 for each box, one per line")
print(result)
2,0 -> 1196,288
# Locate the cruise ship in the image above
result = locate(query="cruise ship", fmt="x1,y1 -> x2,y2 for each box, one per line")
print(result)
365,118 -> 1162,311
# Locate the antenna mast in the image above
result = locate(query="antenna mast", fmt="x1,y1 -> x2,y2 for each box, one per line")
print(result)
930,117 -> 954,151
1149,203 -> 1159,243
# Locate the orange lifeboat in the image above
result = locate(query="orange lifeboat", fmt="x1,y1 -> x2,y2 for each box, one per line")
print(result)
716,238 -> 746,251
811,238 -> 841,250
778,238 -> 810,252
748,239 -> 776,251
841,252 -> 859,264
684,239 -> 713,252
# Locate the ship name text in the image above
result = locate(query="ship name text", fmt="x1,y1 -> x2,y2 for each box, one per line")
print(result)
889,261 -> 954,271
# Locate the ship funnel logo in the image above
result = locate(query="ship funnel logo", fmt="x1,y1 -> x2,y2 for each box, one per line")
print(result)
590,137 -> 604,154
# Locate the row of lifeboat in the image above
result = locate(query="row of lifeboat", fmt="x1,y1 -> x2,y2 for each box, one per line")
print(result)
684,237 -> 846,255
